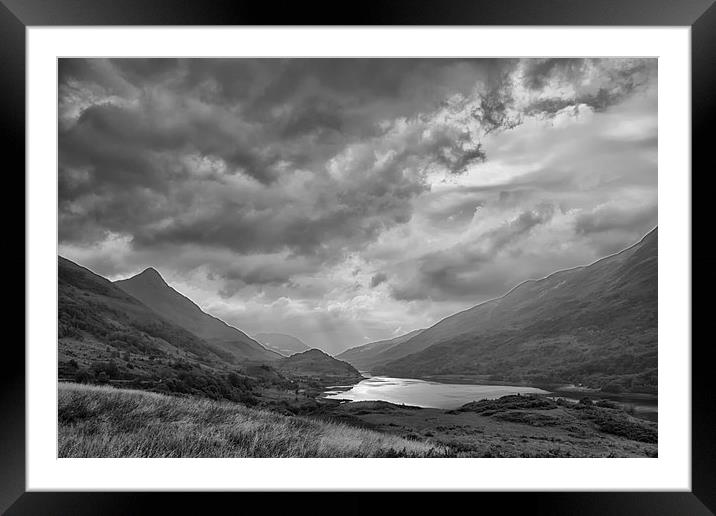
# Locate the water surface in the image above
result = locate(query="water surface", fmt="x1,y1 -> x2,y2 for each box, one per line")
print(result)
323,376 -> 658,421
322,376 -> 549,409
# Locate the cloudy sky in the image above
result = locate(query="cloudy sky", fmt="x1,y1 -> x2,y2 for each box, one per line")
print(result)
58,58 -> 657,354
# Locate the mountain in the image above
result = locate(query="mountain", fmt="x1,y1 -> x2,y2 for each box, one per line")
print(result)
335,329 -> 425,371
253,333 -> 311,356
115,268 -> 281,362
374,228 -> 658,393
59,256 -> 354,404
58,256 -> 233,368
274,349 -> 364,385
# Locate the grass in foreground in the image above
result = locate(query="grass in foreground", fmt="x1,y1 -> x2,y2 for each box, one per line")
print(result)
58,383 -> 442,457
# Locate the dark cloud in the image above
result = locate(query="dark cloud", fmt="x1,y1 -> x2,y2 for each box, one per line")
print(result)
111,58 -> 181,84
370,273 -> 388,288
59,58 -> 136,98
523,58 -> 656,118
60,98 -> 284,186
521,58 -> 586,91
59,58 -> 509,258
390,203 -> 557,302
474,86 -> 521,135
221,262 -> 308,288
59,58 -> 652,257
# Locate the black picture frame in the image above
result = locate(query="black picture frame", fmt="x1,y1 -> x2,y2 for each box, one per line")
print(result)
4,1 -> 713,514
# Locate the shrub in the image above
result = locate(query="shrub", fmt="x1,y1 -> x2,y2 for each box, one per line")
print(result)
495,410 -> 560,427
595,399 -> 619,409
90,360 -> 120,379
74,368 -> 92,384
601,382 -> 624,394
596,419 -> 657,443
458,395 -> 557,415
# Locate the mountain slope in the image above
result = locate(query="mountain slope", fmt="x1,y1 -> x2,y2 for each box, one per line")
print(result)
58,256 -> 363,404
58,256 -> 232,367
115,269 -> 280,362
253,333 -> 311,356
335,329 -> 425,371
374,229 -> 658,393
274,349 -> 364,385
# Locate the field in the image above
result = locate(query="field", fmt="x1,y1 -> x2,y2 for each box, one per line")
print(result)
58,383 -> 443,458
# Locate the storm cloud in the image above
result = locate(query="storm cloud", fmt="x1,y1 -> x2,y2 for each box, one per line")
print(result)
59,58 -> 657,353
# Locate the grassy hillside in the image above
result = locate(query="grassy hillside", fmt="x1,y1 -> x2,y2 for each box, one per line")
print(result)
375,229 -> 657,393
115,268 -> 280,362
336,329 -> 425,371
58,383 -> 441,458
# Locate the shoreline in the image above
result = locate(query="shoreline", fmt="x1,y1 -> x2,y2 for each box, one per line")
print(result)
366,373 -> 658,401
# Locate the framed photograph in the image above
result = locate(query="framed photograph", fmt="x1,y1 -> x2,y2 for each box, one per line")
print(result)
6,0 -> 714,513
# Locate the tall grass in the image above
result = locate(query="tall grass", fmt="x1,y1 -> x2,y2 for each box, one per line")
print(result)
58,383 -> 442,458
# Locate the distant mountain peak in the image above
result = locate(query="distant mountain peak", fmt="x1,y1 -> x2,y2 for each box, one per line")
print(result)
253,332 -> 312,356
275,348 -> 363,383
135,267 -> 167,285
302,348 -> 329,357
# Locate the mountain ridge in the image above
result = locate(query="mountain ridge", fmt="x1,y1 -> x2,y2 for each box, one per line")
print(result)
372,228 -> 658,393
58,256 -> 233,367
335,329 -> 426,371
114,269 -> 281,362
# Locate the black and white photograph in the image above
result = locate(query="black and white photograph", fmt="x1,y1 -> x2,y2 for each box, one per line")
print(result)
57,57 -> 658,458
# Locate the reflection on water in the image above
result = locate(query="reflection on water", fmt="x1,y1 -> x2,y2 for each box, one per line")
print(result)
323,376 -> 658,421
322,376 -> 549,410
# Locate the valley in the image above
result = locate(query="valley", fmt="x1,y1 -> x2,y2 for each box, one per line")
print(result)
57,228 -> 658,458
